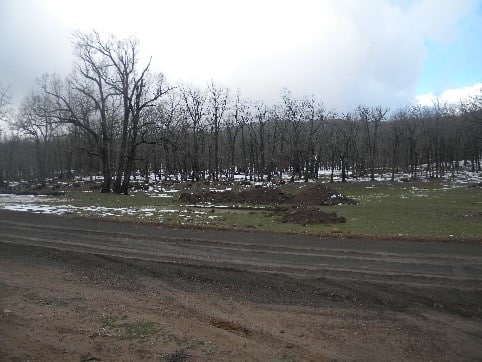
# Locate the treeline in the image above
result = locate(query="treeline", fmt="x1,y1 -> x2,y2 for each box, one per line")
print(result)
0,32 -> 481,193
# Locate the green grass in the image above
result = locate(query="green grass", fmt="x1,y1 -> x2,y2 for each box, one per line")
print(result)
100,315 -> 120,329
55,181 -> 481,241
97,314 -> 212,354
123,321 -> 161,340
327,182 -> 482,240
99,315 -> 162,340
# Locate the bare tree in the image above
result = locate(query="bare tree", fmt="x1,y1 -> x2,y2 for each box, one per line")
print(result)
180,85 -> 206,181
247,102 -> 270,181
224,91 -> 246,181
15,90 -> 61,186
462,90 -> 482,126
207,82 -> 228,181
235,98 -> 252,180
281,90 -> 305,180
0,83 -> 13,184
75,32 -> 137,193
336,113 -> 360,182
118,73 -> 171,193
40,32 -> 171,194
42,66 -> 114,192
0,132 -> 23,184
6,42 -> 482,187
0,82 -> 11,122
72,31 -> 171,194
301,96 -> 324,181
388,111 -> 403,181
359,105 -> 388,180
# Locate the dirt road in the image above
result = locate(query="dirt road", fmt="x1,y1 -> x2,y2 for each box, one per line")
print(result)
1,209 -> 481,361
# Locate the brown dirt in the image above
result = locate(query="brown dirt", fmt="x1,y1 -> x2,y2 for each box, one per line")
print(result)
1,210 -> 481,361
179,183 -> 354,208
179,186 -> 291,205
1,243 -> 481,361
296,183 -> 355,206
179,182 -> 354,225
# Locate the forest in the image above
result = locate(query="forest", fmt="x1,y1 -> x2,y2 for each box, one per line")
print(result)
0,31 -> 481,194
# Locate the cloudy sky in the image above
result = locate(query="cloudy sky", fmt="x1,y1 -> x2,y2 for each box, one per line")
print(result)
1,0 -> 481,112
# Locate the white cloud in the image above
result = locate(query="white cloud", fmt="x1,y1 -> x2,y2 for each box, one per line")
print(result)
1,0 -> 480,111
0,0 -> 72,101
416,83 -> 482,106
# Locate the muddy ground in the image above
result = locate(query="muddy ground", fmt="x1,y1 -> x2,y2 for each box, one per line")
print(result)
0,210 -> 481,361
1,245 -> 480,362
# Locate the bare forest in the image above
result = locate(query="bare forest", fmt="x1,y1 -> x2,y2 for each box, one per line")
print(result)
1,32 -> 481,194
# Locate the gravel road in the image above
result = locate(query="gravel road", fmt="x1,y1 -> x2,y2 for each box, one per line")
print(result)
1,209 -> 481,360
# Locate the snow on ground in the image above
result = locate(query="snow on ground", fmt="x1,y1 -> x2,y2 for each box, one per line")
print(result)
315,167 -> 481,185
0,165 -> 479,222
0,194 -> 202,223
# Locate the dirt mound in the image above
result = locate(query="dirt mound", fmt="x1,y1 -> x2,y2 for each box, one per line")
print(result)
179,183 -> 354,207
280,207 -> 346,225
179,187 -> 291,205
296,183 -> 355,206
179,183 -> 353,225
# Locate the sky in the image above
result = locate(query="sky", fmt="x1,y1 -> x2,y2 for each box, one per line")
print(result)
1,0 -> 482,113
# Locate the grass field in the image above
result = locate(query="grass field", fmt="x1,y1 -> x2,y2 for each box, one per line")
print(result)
328,182 -> 481,240
51,180 -> 482,242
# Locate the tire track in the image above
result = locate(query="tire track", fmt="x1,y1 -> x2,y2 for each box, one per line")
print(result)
1,217 -> 481,290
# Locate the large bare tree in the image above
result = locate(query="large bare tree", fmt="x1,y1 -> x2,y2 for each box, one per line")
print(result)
40,31 -> 171,193
41,60 -> 114,192
72,32 -> 171,194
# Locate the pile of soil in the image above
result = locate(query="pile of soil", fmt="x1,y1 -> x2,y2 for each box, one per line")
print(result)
179,187 -> 291,205
179,183 -> 354,225
280,207 -> 346,225
296,183 -> 356,206
179,183 -> 355,207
